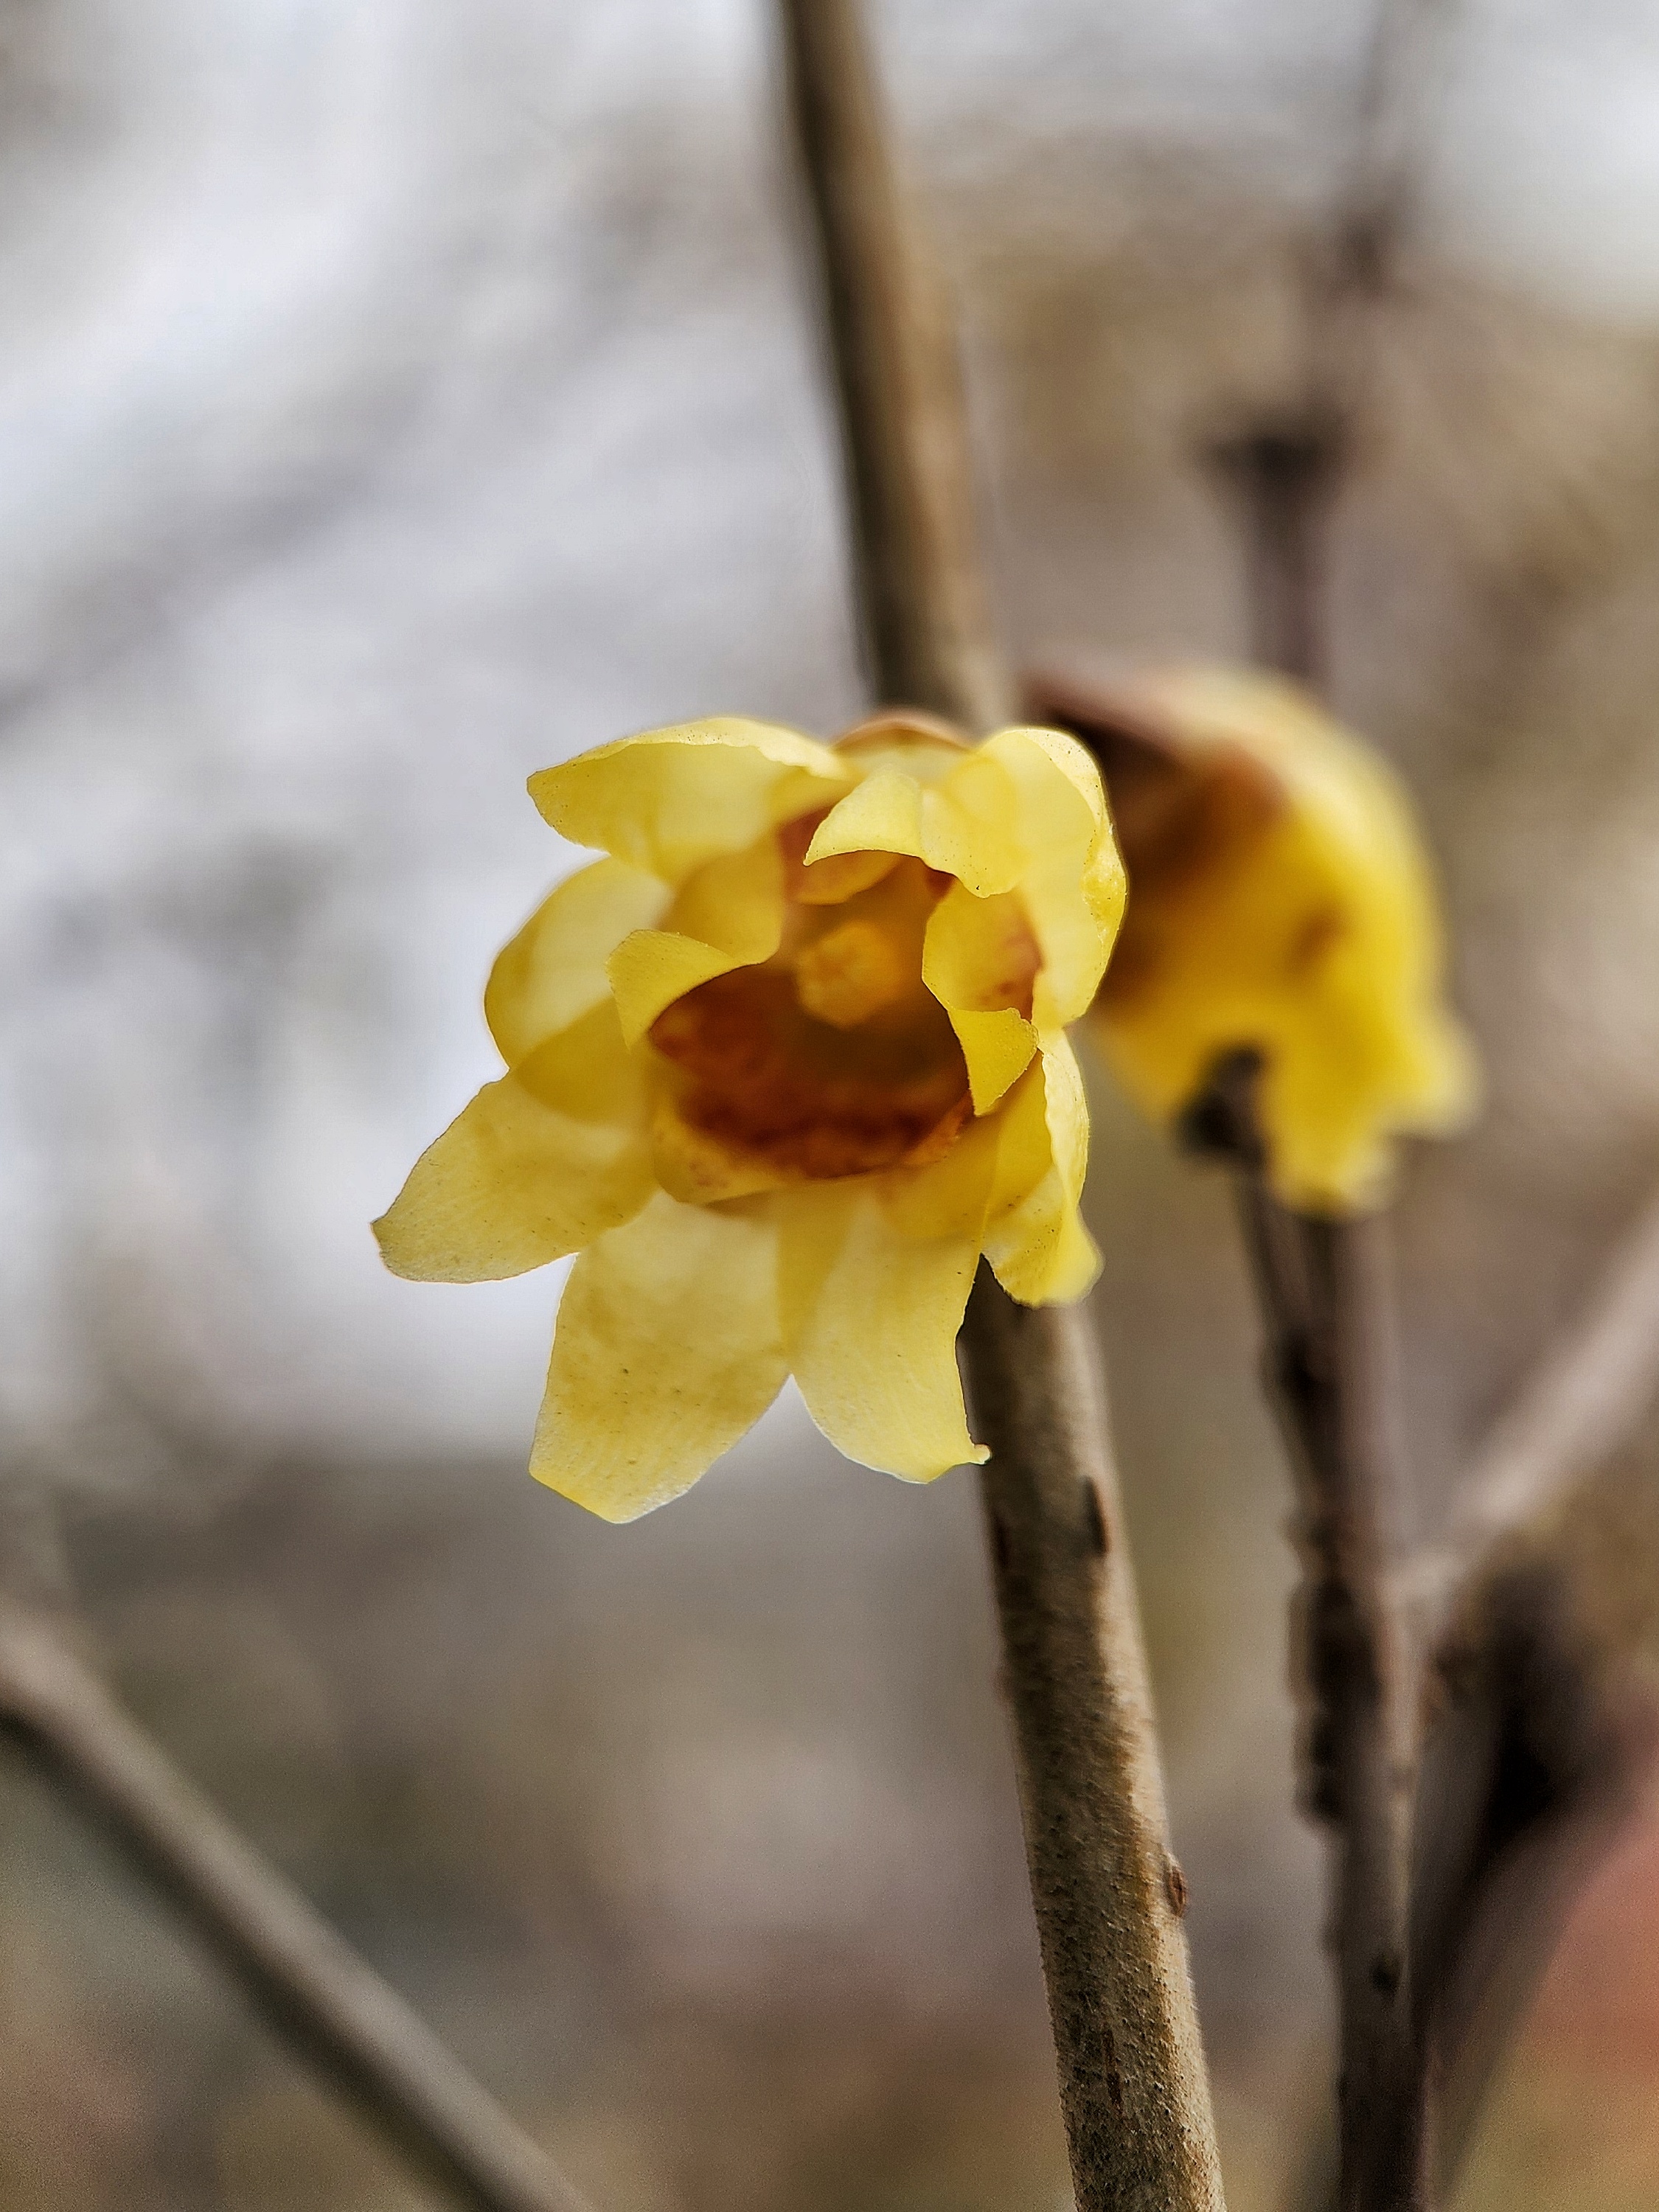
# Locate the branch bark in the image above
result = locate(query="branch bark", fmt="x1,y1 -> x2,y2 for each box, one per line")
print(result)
1185,1058 -> 1426,2212
778,3 -> 1225,2206
1197,53 -> 1433,2164
779,0 -> 1015,734
0,1599 -> 595,2212
964,1292 -> 1229,2211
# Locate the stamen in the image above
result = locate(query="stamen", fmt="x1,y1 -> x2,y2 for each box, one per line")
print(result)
793,919 -> 910,1028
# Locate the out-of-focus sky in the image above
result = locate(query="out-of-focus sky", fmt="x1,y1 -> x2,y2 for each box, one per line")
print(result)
5,0 -> 1659,1484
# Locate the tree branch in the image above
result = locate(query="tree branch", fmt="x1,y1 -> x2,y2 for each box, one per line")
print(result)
778,3 -> 1225,2205
779,0 -> 1015,734
1184,1057 -> 1426,2212
1401,1180 -> 1659,1620
1409,1528 -> 1659,2198
1394,1179 -> 1659,2196
0,1597 -> 596,2212
1273,1179 -> 1659,2212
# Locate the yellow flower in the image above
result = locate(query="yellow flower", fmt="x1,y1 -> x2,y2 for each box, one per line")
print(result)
1037,666 -> 1477,1214
375,712 -> 1124,1519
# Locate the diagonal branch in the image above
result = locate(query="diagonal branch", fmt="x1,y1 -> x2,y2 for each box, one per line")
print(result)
1408,1527 -> 1659,2199
1398,1178 -> 1659,2197
1401,1179 -> 1659,1620
777,4 -> 1225,2208
0,1596 -> 597,2212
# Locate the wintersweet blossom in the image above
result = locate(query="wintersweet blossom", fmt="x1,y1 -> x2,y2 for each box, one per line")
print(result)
1042,666 -> 1476,1214
375,713 -> 1124,1519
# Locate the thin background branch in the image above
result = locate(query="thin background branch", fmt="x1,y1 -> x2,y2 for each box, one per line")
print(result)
0,1591 -> 597,2212
1402,1181 -> 1659,1618
1200,4 -> 1659,2206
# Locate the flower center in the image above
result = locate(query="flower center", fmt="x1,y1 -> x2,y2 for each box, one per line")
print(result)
649,827 -> 970,1181
793,917 -> 911,1029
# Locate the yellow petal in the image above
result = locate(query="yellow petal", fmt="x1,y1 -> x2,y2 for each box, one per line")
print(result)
607,931 -> 740,1048
485,859 -> 667,1068
804,766 -> 922,867
374,1003 -> 652,1282
945,1008 -> 1037,1114
661,832 -> 786,963
530,1192 -> 787,1521
983,726 -> 1126,1031
796,847 -> 900,905
804,751 -> 1026,897
921,881 -> 1041,1111
529,718 -> 850,884
605,835 -> 788,1046
982,1039 -> 1100,1306
928,746 -> 1032,894
1087,668 -> 1478,1213
650,1093 -> 791,1205
778,1166 -> 992,1483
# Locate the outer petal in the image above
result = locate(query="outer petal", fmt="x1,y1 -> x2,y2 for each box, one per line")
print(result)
529,719 -> 851,884
374,1003 -> 652,1281
485,859 -> 667,1068
531,1192 -> 787,1521
984,726 -> 1126,1030
778,1147 -> 994,1481
982,1038 -> 1100,1305
804,750 -> 1026,897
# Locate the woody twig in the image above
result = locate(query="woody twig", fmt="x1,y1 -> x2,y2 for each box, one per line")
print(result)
778,4 -> 1226,2206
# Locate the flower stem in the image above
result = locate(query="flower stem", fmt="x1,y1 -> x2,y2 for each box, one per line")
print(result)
778,3 -> 1225,2205
1228,1164 -> 1425,2212
1197,21 -> 1436,2160
1214,408 -> 1430,2212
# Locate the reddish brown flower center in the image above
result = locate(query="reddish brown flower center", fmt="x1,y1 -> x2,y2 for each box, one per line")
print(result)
650,815 -> 972,1180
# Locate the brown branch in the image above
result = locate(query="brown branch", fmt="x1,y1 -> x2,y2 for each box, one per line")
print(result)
964,1292 -> 1230,2211
1187,1059 -> 1426,2212
1409,1529 -> 1659,2199
1208,422 -> 1344,689
1031,577 -> 1429,2212
1189,29 -> 1436,2168
1046,2 -> 1659,2200
1402,1179 -> 1659,1620
779,0 -> 1015,734
1203,10 -> 1655,2202
1276,1183 -> 1659,2212
0,1599 -> 596,2212
1206,0 -> 1453,690
778,2 -> 1225,2206
1393,1180 -> 1659,2195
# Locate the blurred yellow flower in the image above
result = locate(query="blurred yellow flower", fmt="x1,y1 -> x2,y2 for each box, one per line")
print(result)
1037,666 -> 1477,1215
375,712 -> 1124,1519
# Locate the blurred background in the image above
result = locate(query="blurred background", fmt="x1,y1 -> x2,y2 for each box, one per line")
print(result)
4,0 -> 1659,2205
